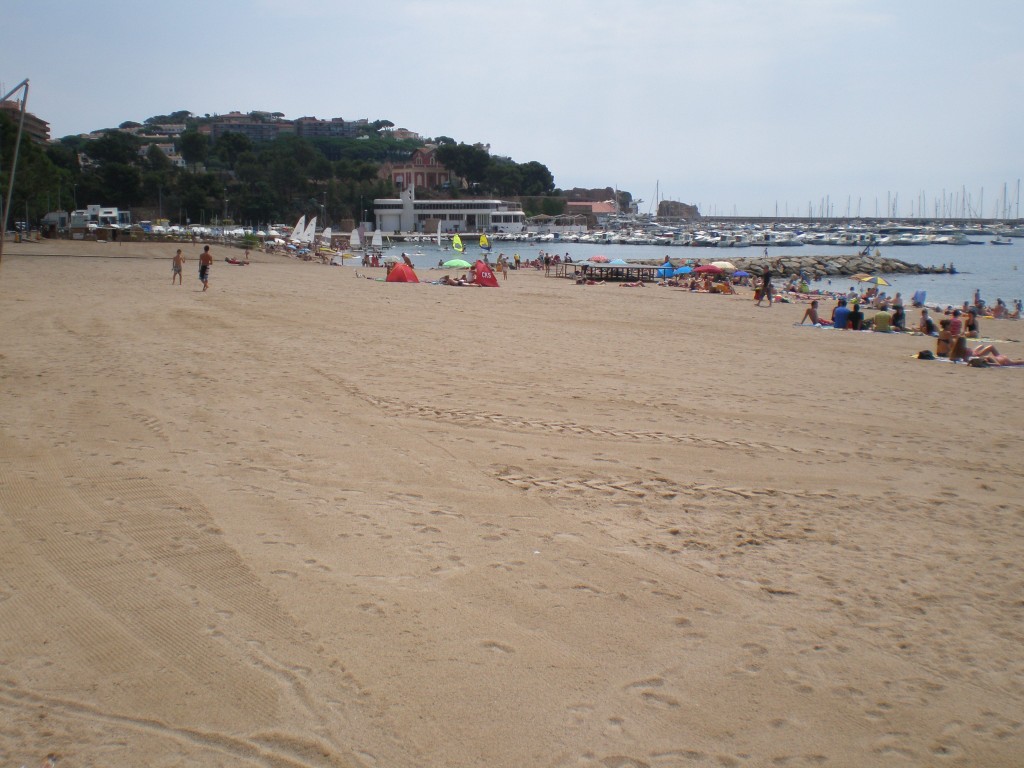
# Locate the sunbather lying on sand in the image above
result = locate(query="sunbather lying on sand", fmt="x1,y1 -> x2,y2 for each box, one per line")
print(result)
967,344 -> 1024,366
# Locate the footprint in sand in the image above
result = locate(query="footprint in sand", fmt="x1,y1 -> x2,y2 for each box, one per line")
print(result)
600,757 -> 650,768
640,691 -> 680,708
481,640 -> 514,654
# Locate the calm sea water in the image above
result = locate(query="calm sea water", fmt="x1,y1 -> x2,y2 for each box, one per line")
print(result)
397,240 -> 1023,309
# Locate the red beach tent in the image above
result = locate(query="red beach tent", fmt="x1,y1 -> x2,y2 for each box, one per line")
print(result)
472,260 -> 499,287
385,263 -> 419,283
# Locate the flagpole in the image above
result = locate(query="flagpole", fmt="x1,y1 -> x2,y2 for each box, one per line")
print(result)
0,78 -> 30,268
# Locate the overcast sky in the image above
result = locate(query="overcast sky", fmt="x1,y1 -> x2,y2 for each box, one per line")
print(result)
3,0 -> 1022,217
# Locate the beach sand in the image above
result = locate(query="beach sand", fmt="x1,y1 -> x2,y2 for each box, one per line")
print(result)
1,239 -> 1022,767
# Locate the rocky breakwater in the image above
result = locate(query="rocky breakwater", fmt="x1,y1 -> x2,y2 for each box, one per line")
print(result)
726,253 -> 950,278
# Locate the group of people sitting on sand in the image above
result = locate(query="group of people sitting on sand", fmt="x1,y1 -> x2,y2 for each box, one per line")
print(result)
794,294 -> 1021,365
655,275 -> 737,294
988,298 -> 1022,319
799,296 -> 998,338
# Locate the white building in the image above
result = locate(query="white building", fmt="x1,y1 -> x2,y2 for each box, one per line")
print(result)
374,187 -> 526,235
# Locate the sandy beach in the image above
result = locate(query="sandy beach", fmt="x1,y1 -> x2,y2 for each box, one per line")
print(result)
1,238 -> 1022,767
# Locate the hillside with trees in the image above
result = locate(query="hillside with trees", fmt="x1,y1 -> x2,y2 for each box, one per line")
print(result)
1,110 -> 567,228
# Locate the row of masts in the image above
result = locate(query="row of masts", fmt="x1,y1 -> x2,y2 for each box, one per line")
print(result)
648,180 -> 1022,221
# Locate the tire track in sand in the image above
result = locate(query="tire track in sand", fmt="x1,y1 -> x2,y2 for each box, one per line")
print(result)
311,367 -> 801,455
0,680 -> 355,768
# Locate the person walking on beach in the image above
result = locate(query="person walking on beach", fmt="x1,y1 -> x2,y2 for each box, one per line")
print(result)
199,245 -> 213,291
171,248 -> 185,285
756,265 -> 773,307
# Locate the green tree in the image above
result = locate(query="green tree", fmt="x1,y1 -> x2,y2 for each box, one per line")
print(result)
175,171 -> 220,223
99,163 -> 143,208
86,130 -> 141,165
310,155 -> 333,182
213,131 -> 253,169
237,180 -> 279,224
145,143 -> 173,173
485,163 -> 523,196
46,141 -> 81,175
1,112 -> 70,222
519,161 -> 555,196
178,129 -> 209,170
435,143 -> 491,188
234,151 -> 263,184
145,111 -> 192,125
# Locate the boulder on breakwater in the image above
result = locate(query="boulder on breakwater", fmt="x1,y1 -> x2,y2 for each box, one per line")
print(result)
644,253 -> 953,278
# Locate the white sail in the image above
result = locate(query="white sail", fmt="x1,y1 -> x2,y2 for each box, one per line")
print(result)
371,229 -> 383,249
290,215 -> 306,242
302,216 -> 317,244
320,227 -> 332,248
350,228 -> 362,249
436,226 -> 442,247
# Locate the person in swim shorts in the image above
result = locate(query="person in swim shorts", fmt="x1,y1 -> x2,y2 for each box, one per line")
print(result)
172,249 -> 185,285
199,245 -> 213,291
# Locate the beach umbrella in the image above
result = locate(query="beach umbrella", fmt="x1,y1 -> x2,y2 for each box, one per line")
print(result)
609,258 -> 629,265
711,260 -> 737,271
656,265 -> 674,277
850,272 -> 872,281
443,258 -> 472,268
693,264 -> 724,274
858,275 -> 890,286
590,255 -> 610,263
674,266 -> 693,275
382,253 -> 402,263
733,270 -> 750,277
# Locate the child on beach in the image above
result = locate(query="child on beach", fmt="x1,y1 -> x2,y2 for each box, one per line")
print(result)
172,249 -> 185,285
